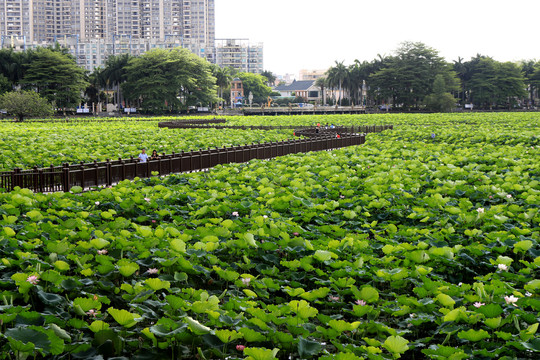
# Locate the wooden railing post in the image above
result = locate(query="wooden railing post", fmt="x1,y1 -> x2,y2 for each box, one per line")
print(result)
121,159 -> 126,181
38,169 -> 44,193
106,159 -> 112,186
12,168 -> 20,190
93,160 -> 99,187
62,163 -> 70,192
33,166 -> 39,192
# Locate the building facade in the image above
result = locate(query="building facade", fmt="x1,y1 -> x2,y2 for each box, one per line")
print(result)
230,78 -> 244,107
299,69 -> 326,81
215,38 -> 263,74
0,0 -> 216,69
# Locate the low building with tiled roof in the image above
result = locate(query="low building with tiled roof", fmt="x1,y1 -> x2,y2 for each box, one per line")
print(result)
272,80 -> 321,101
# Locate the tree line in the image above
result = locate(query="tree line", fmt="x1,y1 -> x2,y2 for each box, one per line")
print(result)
321,42 -> 540,111
0,45 -> 276,118
2,41 -> 540,119
0,46 -> 229,117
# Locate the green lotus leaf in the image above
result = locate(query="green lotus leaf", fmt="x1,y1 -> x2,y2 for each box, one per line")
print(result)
54,260 -> 70,272
88,320 -> 110,333
513,240 -> 533,253
239,328 -> 267,342
145,278 -> 171,291
457,329 -> 490,342
215,329 -> 243,343
475,303 -> 503,318
383,335 -> 409,355
243,347 -> 279,360
436,294 -> 455,308
185,316 -> 211,335
117,259 -> 139,277
107,308 -> 141,328
289,300 -> 318,319
298,336 -> 322,357
89,238 -> 110,249
313,250 -> 335,262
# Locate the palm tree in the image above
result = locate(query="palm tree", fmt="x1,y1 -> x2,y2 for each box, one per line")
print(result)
101,54 -> 131,108
314,76 -> 327,105
212,65 -> 232,108
326,61 -> 348,106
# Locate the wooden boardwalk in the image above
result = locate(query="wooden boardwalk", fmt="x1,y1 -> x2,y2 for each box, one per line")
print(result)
242,106 -> 367,116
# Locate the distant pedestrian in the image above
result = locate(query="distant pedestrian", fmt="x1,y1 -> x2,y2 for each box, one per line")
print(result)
150,150 -> 160,160
138,148 -> 148,163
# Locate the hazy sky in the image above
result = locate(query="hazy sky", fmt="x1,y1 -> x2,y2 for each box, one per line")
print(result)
215,0 -> 540,77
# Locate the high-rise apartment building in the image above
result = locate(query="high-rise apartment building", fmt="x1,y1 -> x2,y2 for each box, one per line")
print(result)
0,0 -> 217,68
216,38 -> 263,74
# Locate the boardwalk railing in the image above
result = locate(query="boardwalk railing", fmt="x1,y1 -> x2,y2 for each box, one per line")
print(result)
159,122 -> 394,134
0,124 -> 393,193
0,134 -> 365,193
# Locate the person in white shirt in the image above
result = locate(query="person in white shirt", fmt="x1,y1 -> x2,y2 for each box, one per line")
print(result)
138,148 -> 148,163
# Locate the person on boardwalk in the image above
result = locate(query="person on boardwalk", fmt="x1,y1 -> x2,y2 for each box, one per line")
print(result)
138,148 -> 148,163
150,150 -> 160,160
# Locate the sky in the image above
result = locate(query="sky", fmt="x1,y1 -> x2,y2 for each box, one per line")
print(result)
215,0 -> 540,77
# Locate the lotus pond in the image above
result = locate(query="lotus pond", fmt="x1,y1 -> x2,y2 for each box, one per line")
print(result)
0,113 -> 538,359
0,122 -> 295,170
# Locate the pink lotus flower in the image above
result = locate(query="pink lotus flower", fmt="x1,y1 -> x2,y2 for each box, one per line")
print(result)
27,275 -> 39,285
97,249 -> 108,255
236,345 -> 245,351
473,302 -> 485,308
144,197 -> 151,202
151,220 -> 156,223
232,211 -> 239,216
329,296 -> 340,302
497,263 -> 508,271
87,309 -> 97,317
95,201 -> 100,206
241,277 -> 251,286
489,196 -> 492,199
504,295 -> 519,306
146,268 -> 159,274
506,194 -> 512,199
355,299 -> 366,306
340,195 -> 345,199
292,232 -> 299,236
477,208 -> 485,213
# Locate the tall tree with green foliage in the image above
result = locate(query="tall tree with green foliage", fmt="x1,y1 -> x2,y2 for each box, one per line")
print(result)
0,49 -> 28,86
370,42 -> 459,109
236,72 -> 272,104
0,74 -> 11,94
526,61 -> 540,107
494,62 -> 527,109
0,91 -> 53,121
122,48 -> 217,113
21,48 -> 87,109
424,74 -> 457,112
261,70 -> 277,86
